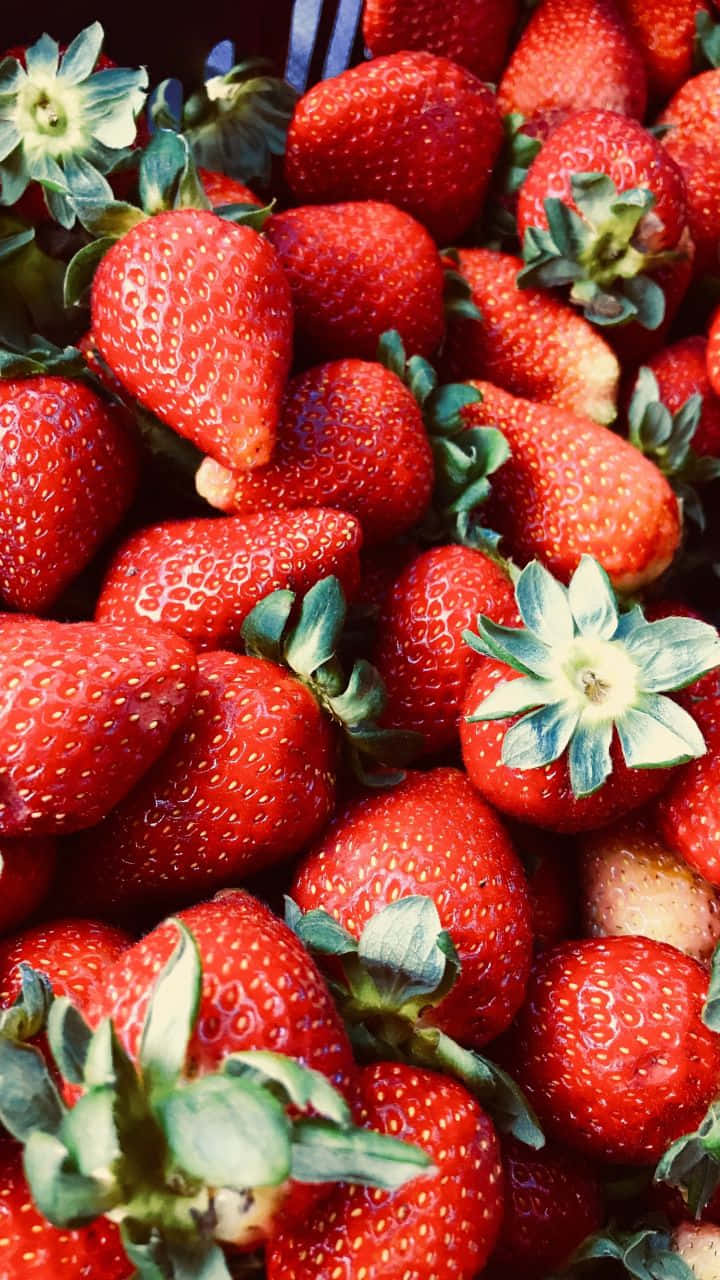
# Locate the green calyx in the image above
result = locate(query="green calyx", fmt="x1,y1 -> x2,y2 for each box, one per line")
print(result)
695,10 -> 720,70
552,1222 -> 696,1279
376,328 -> 510,552
0,23 -> 148,229
655,1102 -> 720,1221
285,894 -> 544,1150
518,172 -> 687,329
0,923 -> 430,1280
501,112 -> 543,197
628,367 -> 720,531
464,555 -> 720,798
0,963 -> 53,1043
241,574 -> 422,785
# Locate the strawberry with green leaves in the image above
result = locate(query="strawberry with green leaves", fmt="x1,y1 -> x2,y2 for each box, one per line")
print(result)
362,0 -> 519,81
656,693 -> 720,886
645,337 -> 720,459
460,556 -> 720,832
0,918 -> 132,1018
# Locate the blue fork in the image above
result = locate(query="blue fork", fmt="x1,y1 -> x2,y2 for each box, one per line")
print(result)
285,0 -> 365,92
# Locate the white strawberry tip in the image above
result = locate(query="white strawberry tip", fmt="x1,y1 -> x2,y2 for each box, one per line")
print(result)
464,555 -> 720,799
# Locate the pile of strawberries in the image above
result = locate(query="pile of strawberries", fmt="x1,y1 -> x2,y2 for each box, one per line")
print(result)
4,2 -> 720,1277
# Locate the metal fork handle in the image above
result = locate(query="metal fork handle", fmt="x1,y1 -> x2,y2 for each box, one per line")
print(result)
285,0 -> 364,93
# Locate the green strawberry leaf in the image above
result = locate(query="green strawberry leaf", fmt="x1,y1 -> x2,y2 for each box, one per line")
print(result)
284,900 -> 358,956
0,1035 -> 64,1140
355,896 -> 460,1012
0,963 -> 53,1042
62,1085 -> 121,1175
291,1118 -> 432,1188
704,941 -> 720,1030
139,921 -> 202,1099
568,717 -> 613,797
47,997 -> 93,1084
23,1129 -> 120,1226
695,10 -> 720,70
655,1101 -> 720,1217
558,1223 -> 696,1279
223,1050 -> 350,1126
63,236 -> 115,307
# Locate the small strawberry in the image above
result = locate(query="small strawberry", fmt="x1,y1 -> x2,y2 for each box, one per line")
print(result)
656,66 -> 720,147
464,383 -> 682,590
95,507 -> 362,651
267,1062 -> 504,1280
656,695 -> 720,885
498,0 -> 648,123
91,208 -> 293,470
439,247 -> 620,425
196,167 -> 262,208
362,0 -> 519,81
460,556 -> 720,832
0,917 -> 132,1015
617,0 -> 713,101
0,616 -> 197,836
0,838 -> 56,936
284,51 -> 503,244
264,201 -> 445,362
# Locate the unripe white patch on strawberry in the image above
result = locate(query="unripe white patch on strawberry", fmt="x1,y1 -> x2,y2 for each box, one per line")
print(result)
674,1223 -> 720,1278
212,1183 -> 287,1247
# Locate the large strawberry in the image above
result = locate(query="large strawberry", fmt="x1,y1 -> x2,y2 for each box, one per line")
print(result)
460,556 -> 720,832
0,617 -> 197,836
91,208 -> 293,470
284,51 -> 503,244
267,1062 -> 504,1280
616,0 -> 713,101
0,838 -> 56,936
656,695 -> 720,886
362,0 -> 518,80
0,375 -> 138,613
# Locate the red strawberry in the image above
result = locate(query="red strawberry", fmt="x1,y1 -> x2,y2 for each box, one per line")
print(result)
284,51 -> 503,244
616,0 -> 713,101
362,0 -> 519,81
656,136 -> 720,278
0,617 -> 197,837
373,544 -> 518,755
508,825 -> 578,950
657,696 -> 720,886
293,767 -> 533,1048
0,377 -> 138,614
705,307 -> 720,405
197,166 -> 262,208
464,383 -> 681,590
267,1062 -> 504,1280
0,917 -> 131,1015
265,202 -> 445,362
657,67 -> 720,146
646,337 -> 720,456
95,508 -> 362,651
439,248 -> 620,425
0,838 -> 56,936
498,0 -> 648,123
508,935 -> 720,1162
91,208 -> 293,470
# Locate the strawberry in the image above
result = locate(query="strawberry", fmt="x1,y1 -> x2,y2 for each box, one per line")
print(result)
195,360 -> 434,546
266,1062 -> 504,1280
498,0 -> 648,123
657,66 -> 720,146
284,51 -> 503,244
650,134 -> 720,278
362,0 -> 519,81
616,0 -> 713,101
0,376 -> 138,614
0,917 -> 131,1015
673,1223 -> 720,1276
460,556 -> 720,832
439,248 -> 620,425
645,338 -> 720,459
464,383 -> 681,590
580,810 -> 720,961
264,202 -> 445,362
0,616 -> 197,836
0,838 -> 56,936
91,208 -> 293,470
508,824 -> 578,950
656,695 -> 720,885
95,508 -> 362,651
705,307 -> 720,408
508,935 -> 720,1162
197,167 -> 262,208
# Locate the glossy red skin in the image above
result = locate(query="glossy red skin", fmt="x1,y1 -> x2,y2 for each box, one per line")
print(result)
616,0 -> 712,101
0,918 -> 132,1014
461,660 -> 675,834
265,202 -> 445,362
195,361 -> 434,545
660,137 -> 720,278
0,618 -> 197,837
498,0 -> 648,122
646,337 -> 720,455
285,52 -> 503,244
705,307 -> 720,405
197,167 -> 262,208
0,377 -> 138,613
508,936 -> 720,1163
95,508 -> 362,651
267,1062 -> 503,1280
293,768 -> 533,1049
91,209 -> 293,470
657,702 -> 720,886
440,249 -> 620,426
485,1138 -> 604,1279
464,383 -> 681,591
0,1137 -> 130,1280
0,838 -> 56,935
374,545 -> 518,755
658,68 -> 720,146
59,653 -> 337,917
363,0 -> 518,79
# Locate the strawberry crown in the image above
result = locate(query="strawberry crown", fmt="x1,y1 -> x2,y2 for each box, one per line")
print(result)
0,23 -> 147,228
628,367 -> 720,531
517,172 -> 688,329
695,10 -> 720,69
464,555 -> 720,798
555,1222 -> 696,1279
285,894 -> 544,1150
0,922 -> 430,1280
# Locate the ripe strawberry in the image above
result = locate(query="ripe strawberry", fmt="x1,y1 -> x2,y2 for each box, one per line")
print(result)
580,810 -> 720,961
197,167 -> 262,208
284,51 -> 503,244
373,544 -> 518,755
0,376 -> 138,614
498,0 -> 648,123
657,697 -> 720,885
508,824 -> 578,950
645,338 -> 720,458
267,1062 -> 504,1280
651,128 -> 720,278
508,935 -> 720,1162
0,838 -> 56,936
195,360 -> 434,546
265,202 -> 445,362
657,66 -> 720,146
439,248 -> 620,425
91,208 -> 293,470
0,917 -> 131,1015
293,767 -> 533,1048
616,0 -> 713,101
464,383 -> 681,590
704,307 -> 720,407
362,0 -> 519,81
0,617 -> 197,836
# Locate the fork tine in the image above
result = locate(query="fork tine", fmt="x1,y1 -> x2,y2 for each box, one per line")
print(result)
285,0 -> 327,93
321,0 -> 364,81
